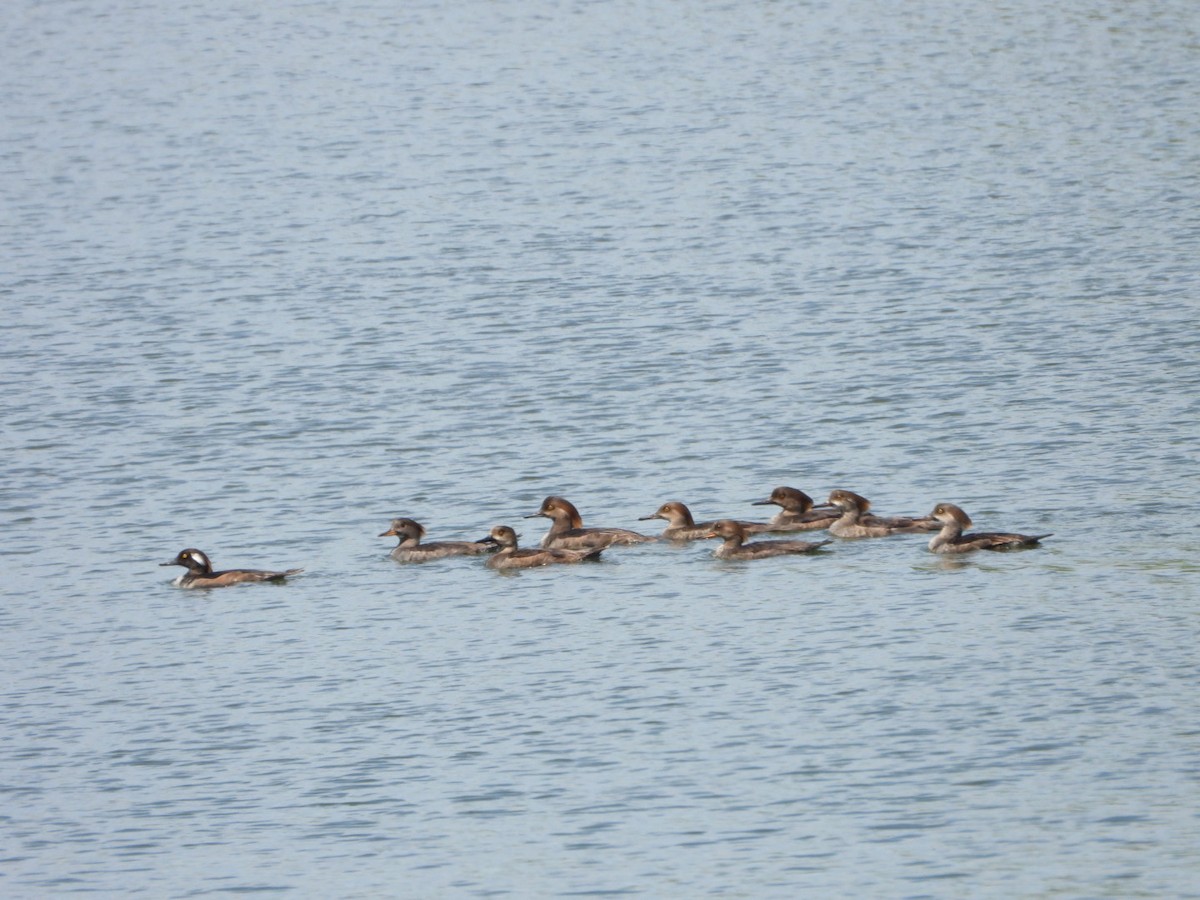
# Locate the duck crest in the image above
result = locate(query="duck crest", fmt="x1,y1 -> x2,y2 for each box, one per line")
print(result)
829,489 -> 870,512
175,548 -> 212,573
379,518 -> 426,545
772,487 -> 813,509
642,501 -> 696,527
544,496 -> 584,528
931,502 -> 972,528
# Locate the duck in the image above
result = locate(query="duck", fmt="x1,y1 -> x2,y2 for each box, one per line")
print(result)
826,489 -> 938,538
378,517 -> 495,562
638,500 -> 763,541
477,525 -> 604,569
526,495 -> 656,550
746,486 -> 838,532
160,548 -> 302,589
927,503 -> 1051,553
706,519 -> 832,560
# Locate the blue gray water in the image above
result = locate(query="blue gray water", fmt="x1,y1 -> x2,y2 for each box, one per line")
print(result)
3,0 -> 1198,896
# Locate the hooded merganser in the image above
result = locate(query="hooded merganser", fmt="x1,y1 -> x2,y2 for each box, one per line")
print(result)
746,486 -> 838,532
927,503 -> 1051,553
638,501 -> 763,541
526,496 -> 656,550
477,525 -> 604,569
378,517 -> 496,562
826,489 -> 937,538
160,548 -> 302,589
706,520 -> 832,560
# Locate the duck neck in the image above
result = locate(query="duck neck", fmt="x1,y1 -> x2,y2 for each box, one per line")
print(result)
834,504 -> 860,526
928,521 -> 962,551
544,514 -> 573,537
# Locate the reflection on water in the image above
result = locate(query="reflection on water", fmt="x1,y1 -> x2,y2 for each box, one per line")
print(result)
2,0 -> 1198,896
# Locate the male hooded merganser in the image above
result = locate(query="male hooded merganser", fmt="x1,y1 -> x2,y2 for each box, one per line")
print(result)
160,548 -> 302,589
927,503 -> 1051,553
826,489 -> 937,538
746,486 -> 838,532
378,517 -> 495,562
639,501 -> 763,541
526,496 -> 655,550
478,525 -> 604,569
706,519 -> 832,560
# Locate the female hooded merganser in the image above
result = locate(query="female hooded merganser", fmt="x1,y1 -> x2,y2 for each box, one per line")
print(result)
526,496 -> 656,551
478,525 -> 604,569
378,517 -> 495,562
639,501 -> 763,541
706,519 -> 832,560
927,503 -> 1051,553
160,548 -> 302,589
746,486 -> 838,532
826,489 -> 937,538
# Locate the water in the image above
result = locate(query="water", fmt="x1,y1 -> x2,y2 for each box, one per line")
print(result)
2,0 -> 1198,895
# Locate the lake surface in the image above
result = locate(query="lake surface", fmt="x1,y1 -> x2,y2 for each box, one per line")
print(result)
2,0 -> 1198,896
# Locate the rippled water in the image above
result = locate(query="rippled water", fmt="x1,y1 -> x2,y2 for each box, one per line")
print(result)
3,0 -> 1198,896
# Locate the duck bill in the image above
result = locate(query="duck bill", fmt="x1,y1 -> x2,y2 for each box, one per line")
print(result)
749,498 -> 773,506
378,529 -> 398,537
522,512 -> 546,519
476,535 -> 499,546
637,514 -> 660,521
159,560 -> 177,567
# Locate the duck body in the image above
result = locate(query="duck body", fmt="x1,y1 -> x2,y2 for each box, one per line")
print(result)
706,520 -> 832,560
479,525 -> 604,569
927,503 -> 1051,553
161,548 -> 302,589
746,486 -> 838,533
639,501 -> 762,541
528,495 -> 655,550
379,518 -> 495,562
827,489 -> 936,538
